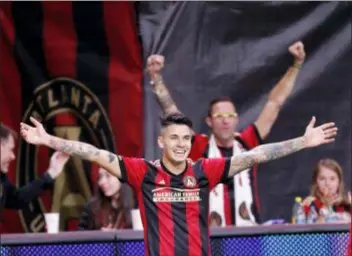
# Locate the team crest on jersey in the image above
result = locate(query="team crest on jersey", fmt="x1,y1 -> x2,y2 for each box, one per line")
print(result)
18,77 -> 115,233
183,176 -> 197,188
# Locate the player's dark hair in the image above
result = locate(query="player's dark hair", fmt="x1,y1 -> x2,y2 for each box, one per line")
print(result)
160,112 -> 193,129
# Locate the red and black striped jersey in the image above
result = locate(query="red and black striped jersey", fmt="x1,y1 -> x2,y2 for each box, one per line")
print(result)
119,157 -> 231,256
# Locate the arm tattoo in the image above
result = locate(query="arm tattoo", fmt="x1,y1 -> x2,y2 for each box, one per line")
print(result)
229,137 -> 306,176
108,152 -> 116,163
49,137 -> 100,160
153,80 -> 179,115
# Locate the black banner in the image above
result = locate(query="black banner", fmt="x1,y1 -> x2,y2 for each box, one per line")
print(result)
138,2 -> 351,222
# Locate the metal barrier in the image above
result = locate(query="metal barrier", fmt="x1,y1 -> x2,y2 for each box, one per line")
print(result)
1,223 -> 349,256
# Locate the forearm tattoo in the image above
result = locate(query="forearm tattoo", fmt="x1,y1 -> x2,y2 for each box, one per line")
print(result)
153,81 -> 178,115
49,137 -> 100,160
230,137 -> 306,176
108,152 -> 116,163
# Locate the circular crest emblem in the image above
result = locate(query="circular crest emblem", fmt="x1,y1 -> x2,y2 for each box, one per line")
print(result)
183,175 -> 197,188
17,77 -> 116,232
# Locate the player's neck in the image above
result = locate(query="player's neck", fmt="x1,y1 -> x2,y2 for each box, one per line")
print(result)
161,155 -> 186,175
213,135 -> 234,148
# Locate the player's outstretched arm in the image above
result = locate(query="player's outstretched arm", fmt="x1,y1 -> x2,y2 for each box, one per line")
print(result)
20,117 -> 122,178
228,117 -> 337,177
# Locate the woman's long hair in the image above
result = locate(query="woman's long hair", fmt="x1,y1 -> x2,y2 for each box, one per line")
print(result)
90,181 -> 134,229
309,158 -> 349,207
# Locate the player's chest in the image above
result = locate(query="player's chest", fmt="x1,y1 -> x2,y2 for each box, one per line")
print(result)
145,172 -> 205,204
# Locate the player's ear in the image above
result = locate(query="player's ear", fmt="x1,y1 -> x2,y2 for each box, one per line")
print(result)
157,135 -> 164,149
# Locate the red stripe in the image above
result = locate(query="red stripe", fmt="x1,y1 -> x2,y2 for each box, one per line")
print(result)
186,168 -> 202,256
103,2 -> 143,157
155,171 -> 174,255
0,2 -> 21,135
42,2 -> 76,77
0,2 -> 23,234
223,186 -> 232,226
90,163 -> 99,184
54,112 -> 77,126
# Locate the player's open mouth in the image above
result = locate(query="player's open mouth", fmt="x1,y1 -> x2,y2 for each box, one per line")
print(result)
173,150 -> 186,156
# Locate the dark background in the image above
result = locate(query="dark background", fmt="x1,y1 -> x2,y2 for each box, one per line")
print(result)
137,1 -> 351,222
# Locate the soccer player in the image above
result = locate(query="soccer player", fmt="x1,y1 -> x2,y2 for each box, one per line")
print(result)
20,114 -> 336,256
146,41 -> 305,226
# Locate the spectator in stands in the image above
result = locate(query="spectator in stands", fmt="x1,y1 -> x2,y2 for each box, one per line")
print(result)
302,158 -> 351,224
0,123 -> 68,214
78,167 -> 134,230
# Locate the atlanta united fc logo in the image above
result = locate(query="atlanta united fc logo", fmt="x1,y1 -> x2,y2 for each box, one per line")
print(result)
17,77 -> 116,232
183,176 -> 197,188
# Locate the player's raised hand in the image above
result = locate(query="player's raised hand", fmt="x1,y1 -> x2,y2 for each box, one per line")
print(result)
147,54 -> 165,80
20,117 -> 50,145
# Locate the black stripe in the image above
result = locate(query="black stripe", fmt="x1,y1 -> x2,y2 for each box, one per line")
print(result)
72,2 -> 109,110
12,2 -> 49,233
193,161 -> 210,256
251,124 -> 264,144
220,158 -> 231,183
142,162 -> 159,256
12,2 -> 49,111
230,183 -> 236,225
202,144 -> 210,158
170,175 -> 189,255
12,2 -> 48,208
249,166 -> 261,223
117,157 -> 128,183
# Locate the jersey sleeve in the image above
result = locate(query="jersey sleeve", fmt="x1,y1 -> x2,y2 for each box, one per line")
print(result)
118,156 -> 147,192
201,157 -> 231,190
238,124 -> 263,149
189,133 -> 209,161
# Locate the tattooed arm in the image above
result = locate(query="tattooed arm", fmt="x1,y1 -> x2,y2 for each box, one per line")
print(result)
146,54 -> 180,116
228,117 -> 338,177
152,77 -> 180,115
20,117 -> 122,178
47,136 -> 121,177
229,137 -> 305,177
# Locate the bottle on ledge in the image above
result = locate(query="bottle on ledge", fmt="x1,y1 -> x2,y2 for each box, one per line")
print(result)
306,205 -> 318,224
291,196 -> 306,224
